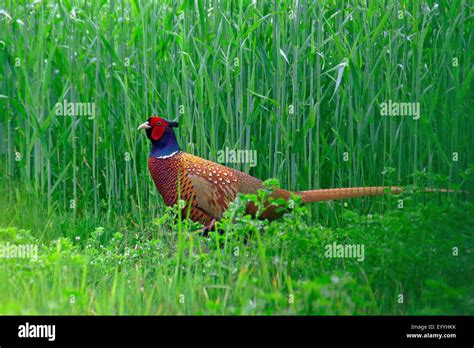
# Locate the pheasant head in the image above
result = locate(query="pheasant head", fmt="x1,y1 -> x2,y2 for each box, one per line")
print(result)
138,116 -> 180,158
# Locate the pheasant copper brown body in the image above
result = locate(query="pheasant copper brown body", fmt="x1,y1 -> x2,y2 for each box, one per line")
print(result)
148,151 -> 268,226
139,116 -> 410,228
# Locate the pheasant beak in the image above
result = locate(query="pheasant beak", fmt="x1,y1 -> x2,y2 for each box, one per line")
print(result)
137,121 -> 151,130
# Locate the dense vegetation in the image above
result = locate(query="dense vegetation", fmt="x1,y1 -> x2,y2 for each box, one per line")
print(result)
0,0 -> 472,314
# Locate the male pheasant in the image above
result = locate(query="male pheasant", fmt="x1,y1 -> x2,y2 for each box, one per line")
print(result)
139,116 -> 455,229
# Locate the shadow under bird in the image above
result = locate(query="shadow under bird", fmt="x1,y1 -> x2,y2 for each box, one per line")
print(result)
139,116 -> 459,230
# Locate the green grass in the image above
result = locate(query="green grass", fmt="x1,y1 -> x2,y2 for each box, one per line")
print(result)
0,0 -> 473,314
1,188 -> 473,315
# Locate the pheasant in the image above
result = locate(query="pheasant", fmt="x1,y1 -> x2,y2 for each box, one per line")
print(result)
139,116 -> 457,229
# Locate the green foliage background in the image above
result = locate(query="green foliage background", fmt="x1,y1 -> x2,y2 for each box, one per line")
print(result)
0,0 -> 472,314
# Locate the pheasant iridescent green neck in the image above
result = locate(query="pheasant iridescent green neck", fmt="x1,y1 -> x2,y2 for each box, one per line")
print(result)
150,127 -> 180,158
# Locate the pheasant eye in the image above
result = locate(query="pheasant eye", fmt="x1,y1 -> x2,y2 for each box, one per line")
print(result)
157,122 -> 162,126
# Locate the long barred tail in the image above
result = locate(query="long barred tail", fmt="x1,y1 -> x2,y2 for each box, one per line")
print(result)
297,186 -> 462,203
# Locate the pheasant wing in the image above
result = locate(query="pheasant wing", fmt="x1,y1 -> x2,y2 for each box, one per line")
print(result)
183,155 -> 239,220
